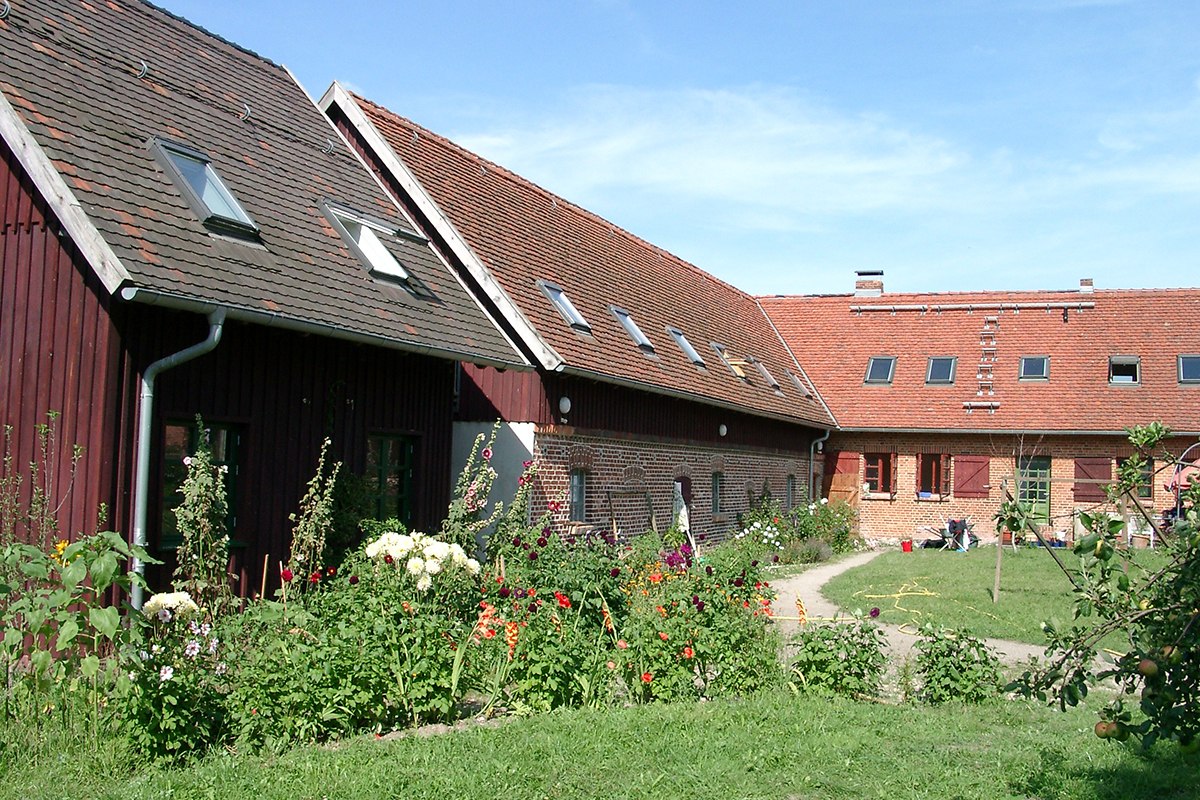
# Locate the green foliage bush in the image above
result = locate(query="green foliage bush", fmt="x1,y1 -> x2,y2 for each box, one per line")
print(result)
789,619 -> 887,698
913,624 -> 1001,705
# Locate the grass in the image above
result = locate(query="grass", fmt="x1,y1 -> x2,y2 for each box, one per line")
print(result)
822,544 -> 1166,645
3,689 -> 1195,800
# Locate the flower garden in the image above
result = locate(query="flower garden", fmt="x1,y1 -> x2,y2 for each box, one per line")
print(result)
0,423 -> 861,764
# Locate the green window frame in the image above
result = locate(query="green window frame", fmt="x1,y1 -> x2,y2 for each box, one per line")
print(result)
160,420 -> 242,550
1017,455 -> 1052,524
366,435 -> 416,527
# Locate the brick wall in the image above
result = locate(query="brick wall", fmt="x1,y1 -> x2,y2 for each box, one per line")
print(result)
529,426 -> 811,545
827,431 -> 1192,543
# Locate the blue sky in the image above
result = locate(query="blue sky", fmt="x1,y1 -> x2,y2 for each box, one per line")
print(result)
168,1 -> 1200,296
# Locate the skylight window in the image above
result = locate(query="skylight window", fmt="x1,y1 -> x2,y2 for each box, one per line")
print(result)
865,356 -> 896,384
926,356 -> 956,385
1180,355 -> 1200,384
667,327 -> 705,367
150,137 -> 258,237
325,203 -> 410,280
1109,356 -> 1140,385
711,343 -> 748,380
786,369 -> 811,398
537,280 -> 591,333
748,357 -> 781,392
610,306 -> 655,354
1019,356 -> 1050,381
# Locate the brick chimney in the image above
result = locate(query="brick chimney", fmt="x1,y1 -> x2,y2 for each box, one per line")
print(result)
854,270 -> 884,297
1079,278 -> 1094,293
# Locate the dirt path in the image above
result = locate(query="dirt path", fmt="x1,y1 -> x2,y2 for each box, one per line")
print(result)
768,549 -> 1046,670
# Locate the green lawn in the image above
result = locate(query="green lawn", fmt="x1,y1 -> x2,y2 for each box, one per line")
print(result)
5,689 -> 1194,800
822,545 -> 1088,643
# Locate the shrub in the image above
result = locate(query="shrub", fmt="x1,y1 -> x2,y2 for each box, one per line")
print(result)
171,417 -> 234,616
789,499 -> 858,554
789,620 -> 887,699
779,537 -> 833,565
914,624 -> 1001,705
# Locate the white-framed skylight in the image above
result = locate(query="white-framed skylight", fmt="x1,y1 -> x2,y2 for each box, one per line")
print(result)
610,306 -> 655,354
748,356 -> 782,392
537,280 -> 591,333
1019,355 -> 1050,381
865,356 -> 896,384
786,369 -> 811,398
667,326 -> 705,367
1108,355 -> 1140,385
150,137 -> 258,238
926,356 -> 956,385
324,202 -> 410,280
711,343 -> 748,380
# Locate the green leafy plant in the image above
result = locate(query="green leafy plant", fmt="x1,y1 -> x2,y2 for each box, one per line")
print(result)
914,624 -> 1001,705
171,417 -> 233,617
788,618 -> 887,699
285,437 -> 341,586
442,424 -> 502,552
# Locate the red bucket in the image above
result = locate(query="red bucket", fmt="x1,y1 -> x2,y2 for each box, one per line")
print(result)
901,540 -> 913,553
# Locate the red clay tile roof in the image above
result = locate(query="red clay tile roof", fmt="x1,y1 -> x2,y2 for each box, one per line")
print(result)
344,93 -> 834,428
0,0 -> 521,366
760,287 -> 1200,434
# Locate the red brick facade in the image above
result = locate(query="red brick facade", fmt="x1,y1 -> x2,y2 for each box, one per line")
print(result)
827,431 -> 1190,543
529,426 -> 811,545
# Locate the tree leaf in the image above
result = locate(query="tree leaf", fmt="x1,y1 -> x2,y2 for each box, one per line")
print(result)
90,606 -> 120,640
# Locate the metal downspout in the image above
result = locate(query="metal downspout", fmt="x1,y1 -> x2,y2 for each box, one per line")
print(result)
129,308 -> 227,610
809,428 -> 832,501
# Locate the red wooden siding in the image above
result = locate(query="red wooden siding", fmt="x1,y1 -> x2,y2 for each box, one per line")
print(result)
121,310 -> 459,596
1,140 -> 125,546
1074,457 -> 1112,502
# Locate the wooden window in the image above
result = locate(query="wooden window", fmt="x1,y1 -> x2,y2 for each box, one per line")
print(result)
160,420 -> 242,550
569,468 -> 587,522
1073,457 -> 1112,502
786,474 -> 797,508
952,455 -> 990,498
917,453 -> 951,497
1108,356 -> 1140,385
863,453 -> 896,494
711,472 -> 724,514
1017,456 -> 1052,524
366,435 -> 415,527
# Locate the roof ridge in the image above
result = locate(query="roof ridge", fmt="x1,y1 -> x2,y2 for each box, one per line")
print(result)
353,93 -> 759,303
137,0 -> 282,71
759,285 -> 1200,302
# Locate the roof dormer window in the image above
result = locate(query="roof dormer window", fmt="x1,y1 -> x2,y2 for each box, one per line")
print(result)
323,202 -> 436,299
748,357 -> 782,393
610,306 -> 655,355
711,343 -> 748,381
1109,356 -> 1140,385
786,369 -> 811,398
667,326 -> 705,368
537,280 -> 591,333
150,137 -> 258,238
865,356 -> 896,384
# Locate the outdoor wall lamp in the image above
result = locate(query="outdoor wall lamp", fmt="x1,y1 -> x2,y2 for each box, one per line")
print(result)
558,396 -> 572,415
718,424 -> 728,437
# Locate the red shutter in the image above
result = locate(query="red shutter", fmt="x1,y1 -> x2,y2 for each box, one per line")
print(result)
1074,457 -> 1112,502
940,454 -> 952,496
953,455 -> 990,498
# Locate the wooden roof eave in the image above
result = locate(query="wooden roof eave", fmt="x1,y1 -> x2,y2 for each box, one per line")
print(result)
0,88 -> 130,294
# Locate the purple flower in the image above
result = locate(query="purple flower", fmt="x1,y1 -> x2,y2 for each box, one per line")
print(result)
733,578 -> 744,588
772,555 -> 780,563
537,537 -> 548,548
349,574 -> 359,585
869,607 -> 881,619
512,536 -> 522,547
696,601 -> 705,612
528,551 -> 539,561
610,567 -> 621,578
705,566 -> 713,576
750,560 -> 759,568
692,594 -> 700,605
481,447 -> 493,461
528,602 -> 538,612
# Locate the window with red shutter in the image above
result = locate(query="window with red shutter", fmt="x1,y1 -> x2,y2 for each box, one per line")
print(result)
917,453 -> 949,498
1074,457 -> 1112,502
953,455 -> 990,498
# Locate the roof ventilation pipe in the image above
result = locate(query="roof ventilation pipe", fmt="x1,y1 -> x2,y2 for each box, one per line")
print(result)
129,307 -> 227,610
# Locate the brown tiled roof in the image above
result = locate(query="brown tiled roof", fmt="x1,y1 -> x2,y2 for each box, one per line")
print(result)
342,92 -> 834,428
0,0 -> 521,366
760,287 -> 1200,434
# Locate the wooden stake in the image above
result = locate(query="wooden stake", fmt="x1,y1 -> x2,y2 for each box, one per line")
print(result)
260,553 -> 269,599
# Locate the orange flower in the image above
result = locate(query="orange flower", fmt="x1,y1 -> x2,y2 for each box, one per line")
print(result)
682,646 -> 694,659
641,671 -> 653,684
656,605 -> 667,618
602,607 -> 615,632
504,621 -> 520,660
617,639 -> 629,649
402,601 -> 414,613
648,573 -> 663,584
658,631 -> 669,641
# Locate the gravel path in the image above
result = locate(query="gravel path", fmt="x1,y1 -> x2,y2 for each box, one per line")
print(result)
768,549 -> 1046,671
